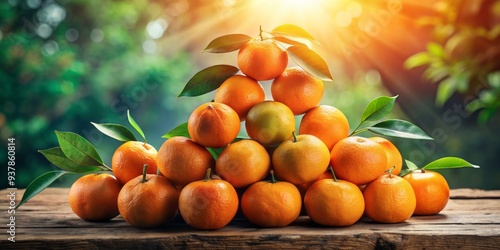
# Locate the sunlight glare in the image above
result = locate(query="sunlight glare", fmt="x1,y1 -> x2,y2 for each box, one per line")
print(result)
336,11 -> 352,27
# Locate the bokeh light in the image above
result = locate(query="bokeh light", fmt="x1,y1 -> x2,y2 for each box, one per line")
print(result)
90,29 -> 104,43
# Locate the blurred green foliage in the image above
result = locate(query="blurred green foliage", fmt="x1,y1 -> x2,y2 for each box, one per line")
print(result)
399,0 -> 500,190
405,0 -> 500,123
0,0 -> 199,188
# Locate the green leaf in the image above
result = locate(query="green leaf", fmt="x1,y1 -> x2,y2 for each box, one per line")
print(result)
272,36 -> 311,48
399,169 -> 412,177
127,110 -> 146,142
399,159 -> 420,177
404,52 -> 431,69
270,24 -> 315,48
479,90 -> 497,104
368,119 -> 434,140
427,42 -> 444,58
91,122 -> 136,142
444,33 -> 468,56
286,46 -> 333,81
436,77 -> 456,107
206,137 -> 247,160
423,66 -> 449,82
16,170 -> 68,208
465,99 -> 484,112
361,95 -> 398,123
478,108 -> 496,124
162,122 -> 190,139
405,159 -> 419,171
207,147 -> 224,160
38,147 -> 103,173
202,34 -> 252,53
487,71 -> 500,88
55,131 -> 103,166
178,65 -> 239,97
271,24 -> 316,41
422,157 -> 480,170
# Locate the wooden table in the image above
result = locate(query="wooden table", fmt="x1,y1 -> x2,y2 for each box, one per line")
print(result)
1,188 -> 499,249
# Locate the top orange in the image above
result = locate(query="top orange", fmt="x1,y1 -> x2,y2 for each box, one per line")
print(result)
214,75 -> 265,121
188,102 -> 240,148
237,39 -> 288,81
271,67 -> 324,115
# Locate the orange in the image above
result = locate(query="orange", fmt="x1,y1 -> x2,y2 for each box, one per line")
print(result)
330,136 -> 387,186
299,170 -> 334,192
214,75 -> 265,121
237,38 -> 288,81
241,171 -> 302,227
179,169 -> 239,230
272,132 -> 330,185
304,169 -> 365,226
111,141 -> 158,185
157,136 -> 215,187
68,173 -> 122,221
215,139 -> 270,188
271,67 -> 324,115
117,165 -> 179,228
370,137 -> 403,175
188,102 -> 240,148
245,101 -> 296,147
403,170 -> 450,215
363,172 -> 416,223
299,105 -> 350,151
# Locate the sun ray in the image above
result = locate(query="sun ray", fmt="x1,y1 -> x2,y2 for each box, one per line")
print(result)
158,0 -> 438,88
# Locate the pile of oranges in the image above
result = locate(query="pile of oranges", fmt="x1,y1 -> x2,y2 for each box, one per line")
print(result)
68,28 -> 451,229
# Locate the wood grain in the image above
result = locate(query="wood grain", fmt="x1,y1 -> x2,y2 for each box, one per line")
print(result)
1,188 -> 499,249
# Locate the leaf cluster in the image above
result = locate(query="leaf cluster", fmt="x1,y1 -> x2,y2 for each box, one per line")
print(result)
18,111 -> 145,208
350,96 -> 433,140
404,0 -> 500,123
178,24 -> 333,98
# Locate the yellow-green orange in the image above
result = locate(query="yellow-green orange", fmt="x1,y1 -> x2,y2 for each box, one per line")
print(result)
273,133 -> 330,185
245,101 -> 295,147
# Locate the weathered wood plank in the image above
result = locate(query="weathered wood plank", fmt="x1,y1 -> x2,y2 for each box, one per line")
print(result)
450,189 -> 500,199
6,188 -> 500,203
6,210 -> 499,229
8,198 -> 500,227
2,230 -> 500,249
1,188 -> 499,249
